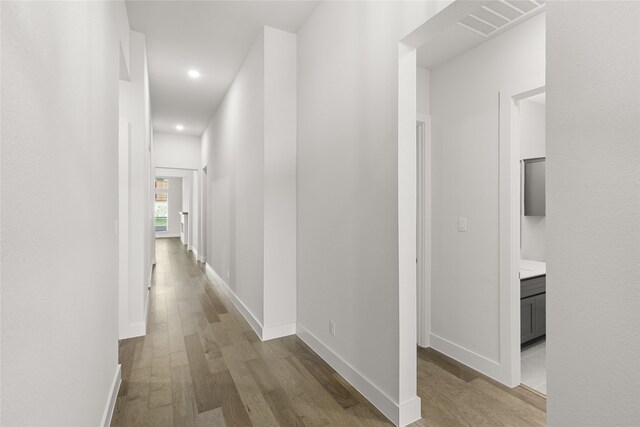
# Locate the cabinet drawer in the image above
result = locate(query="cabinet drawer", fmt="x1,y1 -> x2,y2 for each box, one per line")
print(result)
521,275 -> 545,298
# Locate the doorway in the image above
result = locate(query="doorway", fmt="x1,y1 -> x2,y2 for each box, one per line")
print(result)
511,88 -> 547,394
401,1 -> 547,396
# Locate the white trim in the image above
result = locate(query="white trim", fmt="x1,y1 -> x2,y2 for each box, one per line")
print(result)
397,42 -> 420,419
398,397 -> 422,427
198,255 -> 206,263
499,84 -> 546,387
100,364 -> 121,427
155,233 -> 180,238
203,265 -> 296,342
121,322 -> 146,339
416,113 -> 432,349
297,324 -> 420,426
262,322 -> 296,341
121,287 -> 150,339
205,264 -> 262,337
429,333 -> 503,381
144,287 -> 150,326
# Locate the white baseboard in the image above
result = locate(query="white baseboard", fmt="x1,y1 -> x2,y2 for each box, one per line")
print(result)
100,364 -> 121,427
144,287 -> 150,326
198,254 -> 206,263
296,324 -> 419,426
120,322 -> 146,339
398,396 -> 422,426
429,333 -> 503,382
155,233 -> 180,238
205,264 -> 263,338
263,322 -> 297,341
203,264 -> 294,342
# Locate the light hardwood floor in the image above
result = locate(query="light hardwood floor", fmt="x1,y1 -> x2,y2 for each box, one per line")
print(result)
111,238 -> 546,427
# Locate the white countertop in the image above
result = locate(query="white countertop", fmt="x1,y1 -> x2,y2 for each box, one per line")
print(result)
520,259 -> 546,280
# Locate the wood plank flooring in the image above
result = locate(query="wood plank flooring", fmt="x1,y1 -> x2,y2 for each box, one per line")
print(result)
111,238 -> 546,427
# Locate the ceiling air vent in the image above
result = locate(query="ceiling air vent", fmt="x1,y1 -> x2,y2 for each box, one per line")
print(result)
457,0 -> 545,38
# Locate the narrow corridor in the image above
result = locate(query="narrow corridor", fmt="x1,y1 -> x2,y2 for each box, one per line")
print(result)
111,238 -> 545,427
111,238 -> 391,427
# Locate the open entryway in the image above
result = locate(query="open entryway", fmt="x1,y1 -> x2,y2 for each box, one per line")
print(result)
508,87 -> 547,394
405,0 -> 547,406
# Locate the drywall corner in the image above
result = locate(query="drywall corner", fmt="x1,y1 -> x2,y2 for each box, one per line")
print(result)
263,25 -> 298,331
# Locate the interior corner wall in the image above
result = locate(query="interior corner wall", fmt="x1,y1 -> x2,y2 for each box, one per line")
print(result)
428,13 -> 545,375
118,29 -> 152,339
546,2 -> 640,425
519,100 -> 545,262
263,27 -> 297,333
201,27 -> 297,339
1,2 -> 125,425
296,2 -> 432,423
202,30 -> 266,325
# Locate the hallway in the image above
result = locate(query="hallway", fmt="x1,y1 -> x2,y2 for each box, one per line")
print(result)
111,239 -> 545,427
111,238 -> 393,427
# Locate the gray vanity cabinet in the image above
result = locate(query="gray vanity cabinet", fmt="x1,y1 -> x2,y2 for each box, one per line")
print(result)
521,297 -> 537,343
521,275 -> 546,345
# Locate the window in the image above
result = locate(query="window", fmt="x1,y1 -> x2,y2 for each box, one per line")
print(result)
155,178 -> 168,189
155,178 -> 169,232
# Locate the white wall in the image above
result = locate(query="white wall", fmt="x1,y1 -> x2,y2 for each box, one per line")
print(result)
296,2 -> 433,424
156,177 -> 182,237
547,2 -> 640,425
429,13 -> 545,376
519,100 -> 545,261
417,66 -> 430,115
154,131 -> 201,170
119,30 -> 153,339
1,2 -> 125,425
263,27 -> 297,333
201,26 -> 297,339
204,29 -> 265,322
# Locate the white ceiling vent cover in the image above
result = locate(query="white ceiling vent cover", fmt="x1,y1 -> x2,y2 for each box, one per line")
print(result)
457,0 -> 545,38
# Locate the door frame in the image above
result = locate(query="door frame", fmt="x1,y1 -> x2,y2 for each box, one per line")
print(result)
199,165 -> 207,263
416,113 -> 431,348
499,84 -> 545,387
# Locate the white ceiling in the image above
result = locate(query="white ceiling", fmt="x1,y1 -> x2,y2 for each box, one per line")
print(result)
126,1 -> 320,136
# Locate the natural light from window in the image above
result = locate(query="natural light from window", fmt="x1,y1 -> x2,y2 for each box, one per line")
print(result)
155,178 -> 168,232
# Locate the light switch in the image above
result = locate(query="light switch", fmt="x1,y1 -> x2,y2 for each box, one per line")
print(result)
458,217 -> 467,232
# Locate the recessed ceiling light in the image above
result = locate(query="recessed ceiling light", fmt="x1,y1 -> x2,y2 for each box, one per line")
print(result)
188,69 -> 200,79
176,124 -> 184,131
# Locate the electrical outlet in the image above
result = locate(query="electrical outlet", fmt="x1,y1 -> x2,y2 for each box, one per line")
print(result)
458,217 -> 467,232
329,321 -> 336,336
